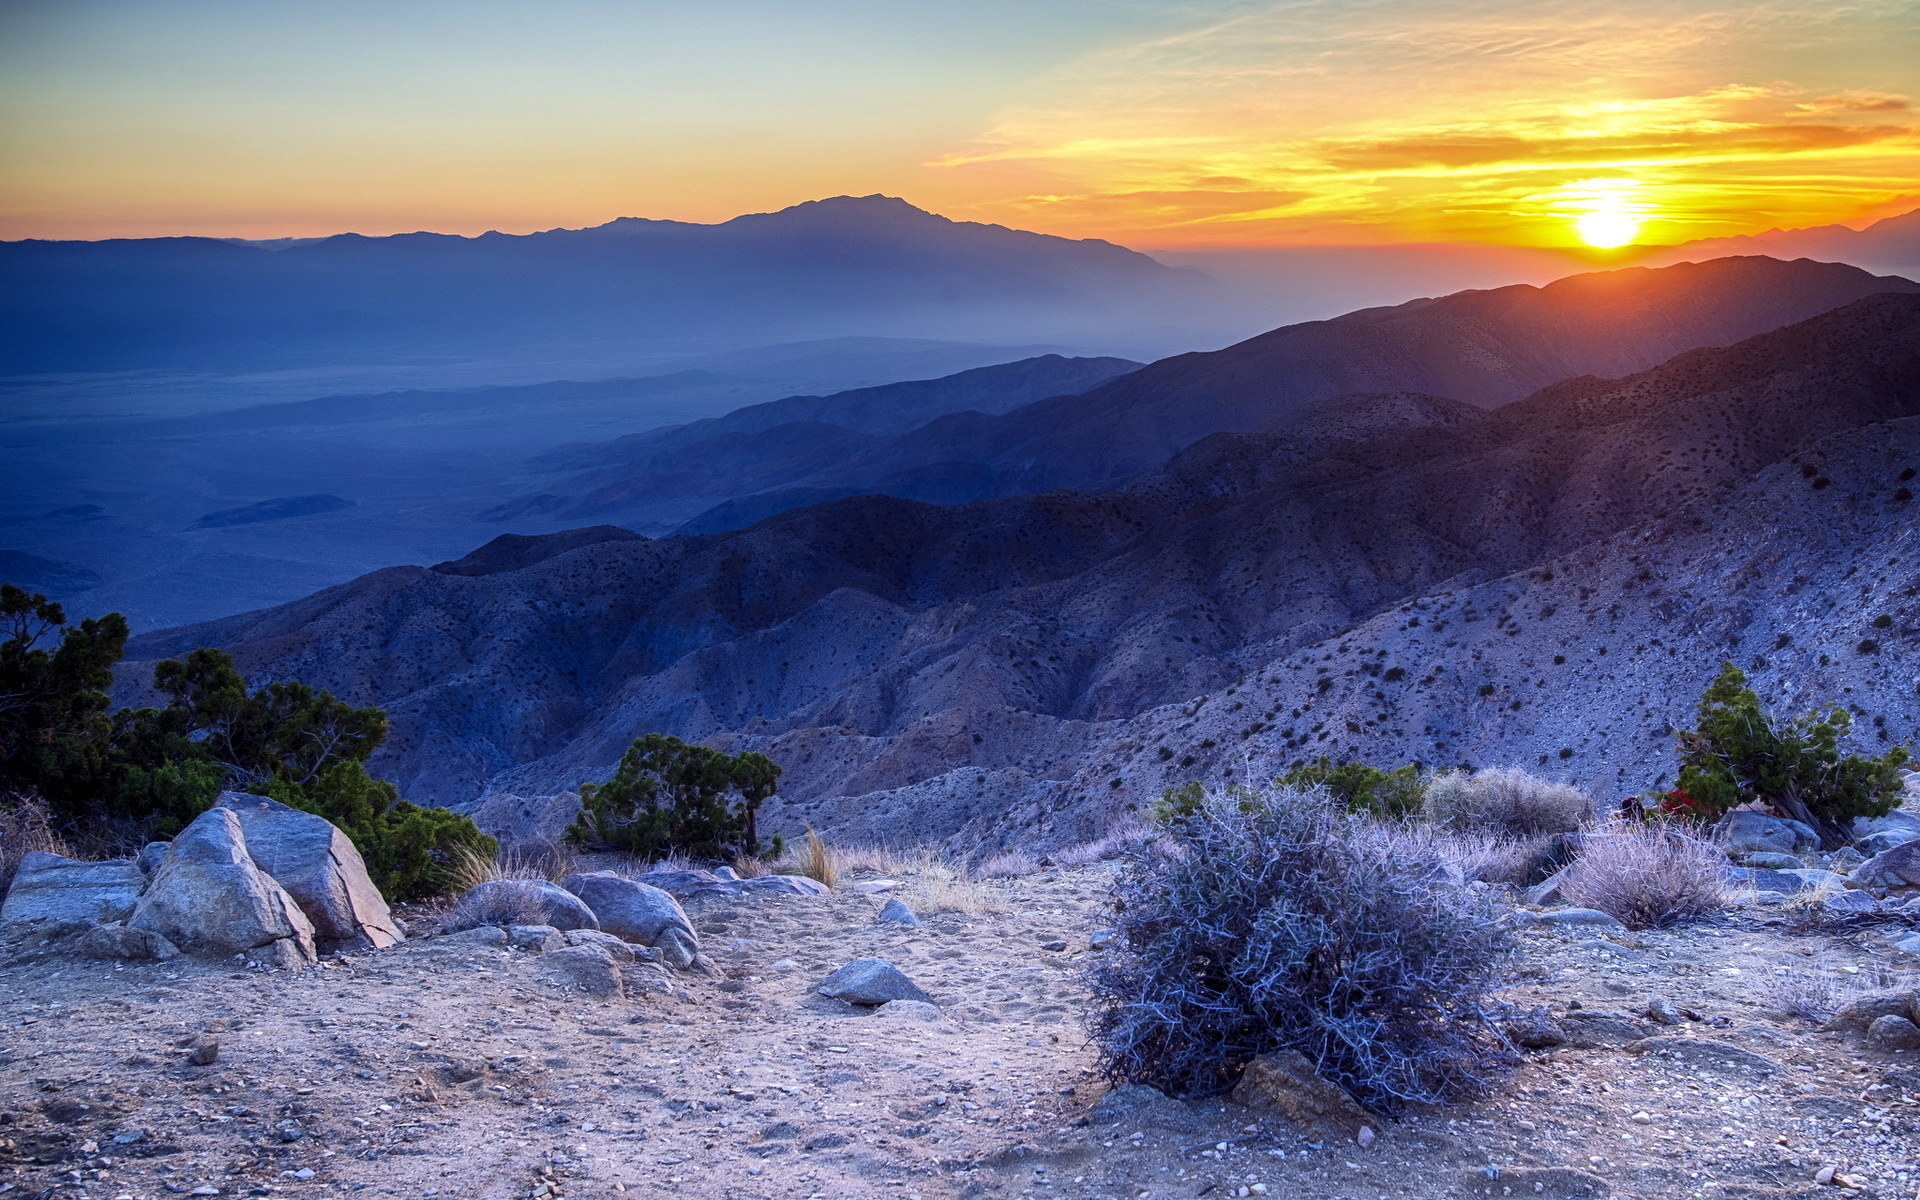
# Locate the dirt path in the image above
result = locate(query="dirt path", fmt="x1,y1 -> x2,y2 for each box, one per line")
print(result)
4,866 -> 1917,1200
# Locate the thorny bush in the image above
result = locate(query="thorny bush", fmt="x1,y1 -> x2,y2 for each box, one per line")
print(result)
1087,785 -> 1517,1113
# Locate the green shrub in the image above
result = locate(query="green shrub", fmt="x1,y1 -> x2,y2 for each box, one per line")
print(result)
567,733 -> 780,861
1278,756 -> 1425,818
1672,662 -> 1909,848
0,584 -> 492,900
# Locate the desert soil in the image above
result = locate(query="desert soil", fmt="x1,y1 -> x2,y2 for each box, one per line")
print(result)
3,864 -> 1918,1200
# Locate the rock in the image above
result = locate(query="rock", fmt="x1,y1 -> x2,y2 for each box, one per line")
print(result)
1821,991 -> 1916,1033
816,958 -> 933,1005
0,852 -> 144,925
633,868 -> 830,901
851,880 -> 903,894
214,792 -> 402,952
1826,846 -> 1867,872
129,808 -> 316,965
1735,851 -> 1803,870
1041,939 -> 1069,952
1715,810 -> 1818,855
1626,1037 -> 1781,1079
505,925 -> 563,952
1867,1014 -> 1920,1051
1723,866 -> 1816,895
1503,1009 -> 1568,1049
1231,1050 -> 1374,1136
562,928 -> 635,962
1560,1011 -> 1655,1048
449,879 -> 599,932
1811,888 -> 1881,914
1089,1084 -> 1202,1132
561,873 -> 698,958
1850,841 -> 1920,894
137,843 -> 170,874
1646,998 -> 1685,1026
1515,907 -> 1627,932
712,866 -> 739,881
188,1039 -> 219,1066
1515,833 -> 1584,887
537,944 -> 623,998
875,898 -> 921,927
1523,868 -> 1571,906
872,999 -> 942,1021
805,1132 -> 851,1150
1853,810 -> 1920,841
1782,868 -> 1848,891
1895,933 -> 1920,956
1856,830 -> 1917,857
432,925 -> 509,949
74,924 -> 180,961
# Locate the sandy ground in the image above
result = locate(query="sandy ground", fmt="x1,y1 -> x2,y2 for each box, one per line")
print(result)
3,865 -> 1918,1200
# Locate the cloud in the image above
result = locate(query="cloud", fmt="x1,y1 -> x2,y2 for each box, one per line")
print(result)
924,1 -> 1920,246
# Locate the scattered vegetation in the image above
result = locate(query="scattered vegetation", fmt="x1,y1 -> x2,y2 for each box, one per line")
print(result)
0,794 -> 67,897
977,849 -> 1041,878
445,840 -> 577,894
567,733 -> 781,861
1277,756 -> 1425,818
1671,662 -> 1909,847
1088,785 -> 1515,1110
443,878 -> 558,932
1558,823 -> 1726,929
0,584 -> 492,900
780,825 -> 839,890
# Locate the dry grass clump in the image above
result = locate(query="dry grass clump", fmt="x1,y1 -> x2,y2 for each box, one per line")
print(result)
0,794 -> 68,897
1424,829 -> 1543,886
730,854 -> 771,879
1425,767 -> 1596,838
445,840 -> 576,893
442,878 -> 555,931
1052,819 -> 1154,867
977,849 -> 1040,879
1087,785 -> 1515,1109
781,827 -> 839,890
905,851 -> 1011,915
832,844 -> 915,876
1558,822 -> 1727,929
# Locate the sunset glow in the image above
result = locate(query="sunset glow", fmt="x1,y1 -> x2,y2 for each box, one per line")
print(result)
0,1 -> 1915,246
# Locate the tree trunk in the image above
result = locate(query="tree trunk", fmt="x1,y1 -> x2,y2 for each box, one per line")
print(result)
1768,784 -> 1850,851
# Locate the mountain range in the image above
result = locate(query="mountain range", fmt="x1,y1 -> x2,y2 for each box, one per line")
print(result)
118,257 -> 1920,850
0,196 -> 1214,375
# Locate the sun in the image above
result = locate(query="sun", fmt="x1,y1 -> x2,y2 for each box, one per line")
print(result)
1576,209 -> 1640,248
1562,177 -> 1647,248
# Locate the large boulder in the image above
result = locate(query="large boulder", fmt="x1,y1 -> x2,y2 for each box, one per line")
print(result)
1850,840 -> 1920,895
0,853 -> 144,924
446,879 -> 599,932
129,807 -> 316,967
215,792 -> 402,952
562,872 -> 699,967
1853,809 -> 1920,842
1714,810 -> 1817,856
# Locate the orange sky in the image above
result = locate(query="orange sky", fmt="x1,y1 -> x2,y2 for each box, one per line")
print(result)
2,1 -> 1915,247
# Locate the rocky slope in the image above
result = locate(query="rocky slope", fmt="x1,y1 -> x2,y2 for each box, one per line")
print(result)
120,291 -> 1920,848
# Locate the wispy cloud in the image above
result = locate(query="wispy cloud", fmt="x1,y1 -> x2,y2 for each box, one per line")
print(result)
927,1 -> 1920,245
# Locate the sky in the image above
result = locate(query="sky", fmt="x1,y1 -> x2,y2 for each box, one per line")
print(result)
1,0 -> 1916,248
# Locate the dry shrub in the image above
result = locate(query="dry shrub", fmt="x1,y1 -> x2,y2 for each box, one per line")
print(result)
1425,767 -> 1596,838
730,854 -> 771,879
1088,786 -> 1516,1109
1,794 -> 68,897
1765,964 -> 1917,1024
1425,829 -> 1546,886
833,844 -> 914,876
977,850 -> 1040,879
1558,822 -> 1726,929
442,879 -> 554,931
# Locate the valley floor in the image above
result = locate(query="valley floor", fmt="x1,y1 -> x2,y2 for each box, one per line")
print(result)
3,866 -> 1917,1200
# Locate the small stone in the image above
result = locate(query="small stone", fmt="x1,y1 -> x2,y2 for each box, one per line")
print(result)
875,898 -> 921,928
769,958 -> 797,971
1356,1125 -> 1375,1147
1866,1014 -> 1920,1051
1629,1111 -> 1652,1124
189,1040 -> 219,1066
191,1188 -> 221,1196
1041,939 -> 1068,952
291,1168 -> 315,1181
1646,998 -> 1684,1025
505,925 -> 564,953
1514,908 -> 1628,932
816,958 -> 933,1006
872,999 -> 941,1022
1815,1166 -> 1836,1184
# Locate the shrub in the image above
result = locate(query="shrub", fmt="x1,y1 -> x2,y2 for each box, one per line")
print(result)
1673,662 -> 1909,847
1423,767 -> 1596,838
780,825 -> 838,889
903,851 -> 1009,916
0,793 -> 68,897
0,585 -> 491,901
567,733 -> 779,860
1557,823 -> 1726,929
1275,757 -> 1425,818
1087,785 -> 1516,1110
